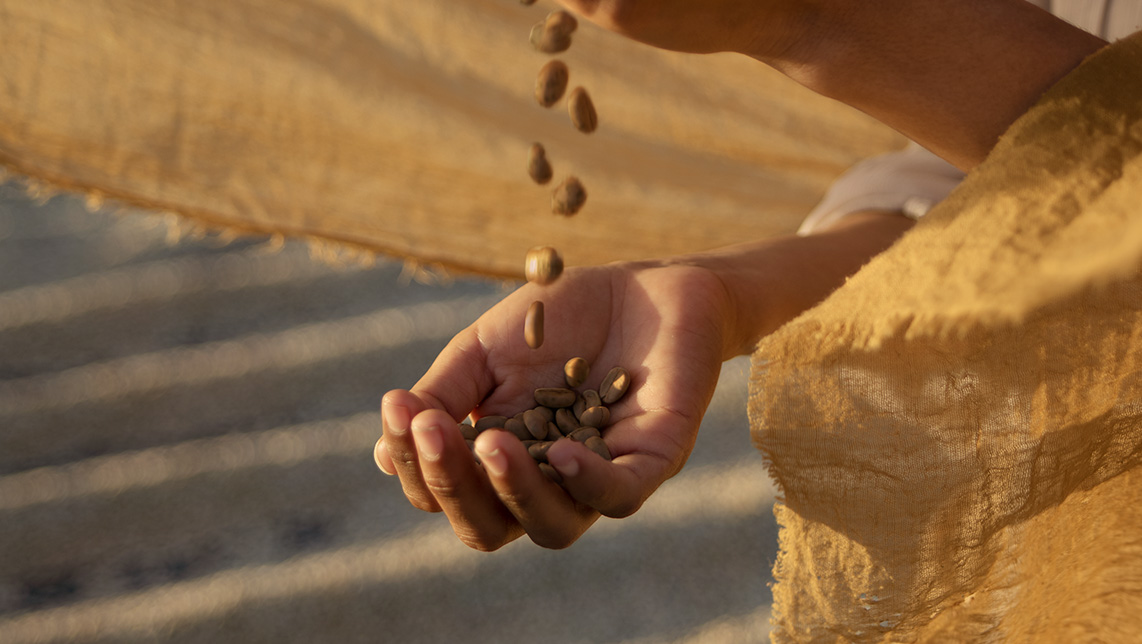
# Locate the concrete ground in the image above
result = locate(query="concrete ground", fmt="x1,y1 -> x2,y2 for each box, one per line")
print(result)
0,182 -> 778,643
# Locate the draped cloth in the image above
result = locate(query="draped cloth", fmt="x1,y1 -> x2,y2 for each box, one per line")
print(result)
752,32 -> 1142,642
0,0 -> 901,279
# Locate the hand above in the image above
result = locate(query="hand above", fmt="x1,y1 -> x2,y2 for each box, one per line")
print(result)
374,259 -> 731,550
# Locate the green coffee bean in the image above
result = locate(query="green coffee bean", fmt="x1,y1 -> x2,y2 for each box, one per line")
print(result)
585,435 -> 612,461
505,417 -> 533,441
552,176 -> 587,216
525,300 -> 544,349
475,415 -> 509,432
579,405 -> 610,428
567,87 -> 597,134
539,462 -> 563,484
564,357 -> 589,388
600,366 -> 631,404
528,142 -> 554,184
583,389 -> 602,409
568,426 -> 601,443
555,407 -> 579,434
535,60 -> 569,108
525,246 -> 564,285
534,387 -> 576,408
528,441 -> 555,462
459,422 -> 478,441
529,11 -> 577,54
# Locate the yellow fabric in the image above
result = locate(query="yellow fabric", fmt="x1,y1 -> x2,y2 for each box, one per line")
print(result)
751,32 -> 1142,642
0,0 -> 901,279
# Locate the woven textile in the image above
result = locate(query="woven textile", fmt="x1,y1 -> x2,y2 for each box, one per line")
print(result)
752,32 -> 1142,642
0,0 -> 900,279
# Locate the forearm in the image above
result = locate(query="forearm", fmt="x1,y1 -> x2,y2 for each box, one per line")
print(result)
752,0 -> 1108,171
673,211 -> 914,359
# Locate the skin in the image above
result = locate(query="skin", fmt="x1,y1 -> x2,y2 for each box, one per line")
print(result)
376,0 -> 1109,550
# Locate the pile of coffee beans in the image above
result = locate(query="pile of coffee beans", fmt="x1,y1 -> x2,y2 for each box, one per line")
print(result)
464,359 -> 630,483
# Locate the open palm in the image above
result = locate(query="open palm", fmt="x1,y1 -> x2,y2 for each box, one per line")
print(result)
376,259 -> 730,550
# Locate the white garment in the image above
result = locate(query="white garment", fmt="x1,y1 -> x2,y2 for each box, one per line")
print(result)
799,0 -> 1142,235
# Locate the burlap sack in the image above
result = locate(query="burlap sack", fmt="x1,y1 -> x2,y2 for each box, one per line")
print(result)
0,0 -> 900,279
752,32 -> 1142,642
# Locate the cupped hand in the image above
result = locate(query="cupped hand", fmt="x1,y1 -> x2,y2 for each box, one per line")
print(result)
374,259 -> 731,550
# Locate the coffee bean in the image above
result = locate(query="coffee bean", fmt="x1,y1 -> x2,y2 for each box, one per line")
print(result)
583,389 -> 602,409
539,462 -> 563,484
568,426 -> 601,442
545,10 -> 578,37
525,246 -> 564,285
525,300 -> 544,349
584,436 -> 612,461
459,422 -> 478,441
564,357 -> 589,388
555,407 -> 579,434
579,405 -> 610,428
529,16 -> 572,54
534,406 -> 556,423
600,366 -> 631,404
552,176 -> 587,216
534,387 -> 576,408
535,60 -> 569,108
528,441 -> 555,462
475,415 -> 509,432
572,391 -> 587,421
505,417 -> 533,441
523,408 -> 549,440
527,143 -> 553,184
567,87 -> 597,134
546,421 -> 564,440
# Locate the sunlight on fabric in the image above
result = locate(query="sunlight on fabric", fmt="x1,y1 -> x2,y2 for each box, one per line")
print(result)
0,294 -> 501,416
0,459 -> 775,643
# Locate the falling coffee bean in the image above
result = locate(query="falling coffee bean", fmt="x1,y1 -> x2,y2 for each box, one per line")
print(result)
525,301 -> 544,349
567,87 -> 597,134
527,143 -> 553,185
552,176 -> 587,216
529,11 -> 578,53
525,246 -> 564,285
535,60 -> 569,108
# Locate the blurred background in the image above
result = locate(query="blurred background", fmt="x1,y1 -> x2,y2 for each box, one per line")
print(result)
0,182 -> 778,643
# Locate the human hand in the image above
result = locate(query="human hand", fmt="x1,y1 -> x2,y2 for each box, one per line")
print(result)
551,0 -> 816,57
374,259 -> 730,550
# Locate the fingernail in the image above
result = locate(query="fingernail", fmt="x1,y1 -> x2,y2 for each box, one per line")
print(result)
478,446 -> 507,477
373,438 -> 395,475
383,401 -> 410,437
548,448 -> 579,479
412,423 -> 443,461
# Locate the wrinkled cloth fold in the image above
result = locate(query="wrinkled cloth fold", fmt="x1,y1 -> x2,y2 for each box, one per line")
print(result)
753,31 -> 1142,642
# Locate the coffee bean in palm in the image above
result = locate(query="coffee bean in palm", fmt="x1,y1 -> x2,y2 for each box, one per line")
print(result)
459,422 -> 478,441
600,366 -> 631,404
534,387 -> 576,408
568,426 -> 601,443
535,60 -> 569,108
505,417 -> 533,441
583,389 -> 602,409
579,405 -> 610,428
567,87 -> 597,134
525,300 -> 544,349
475,415 -> 509,432
584,435 -> 612,461
546,421 -> 564,440
523,408 -> 548,440
552,176 -> 587,216
528,441 -> 555,462
564,357 -> 589,388
555,407 -> 579,434
525,246 -> 564,285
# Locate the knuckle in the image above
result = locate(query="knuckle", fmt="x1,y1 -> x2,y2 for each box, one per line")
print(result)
600,495 -> 643,519
454,526 -> 508,553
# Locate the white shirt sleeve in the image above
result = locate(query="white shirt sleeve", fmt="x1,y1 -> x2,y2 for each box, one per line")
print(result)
797,143 -> 965,235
